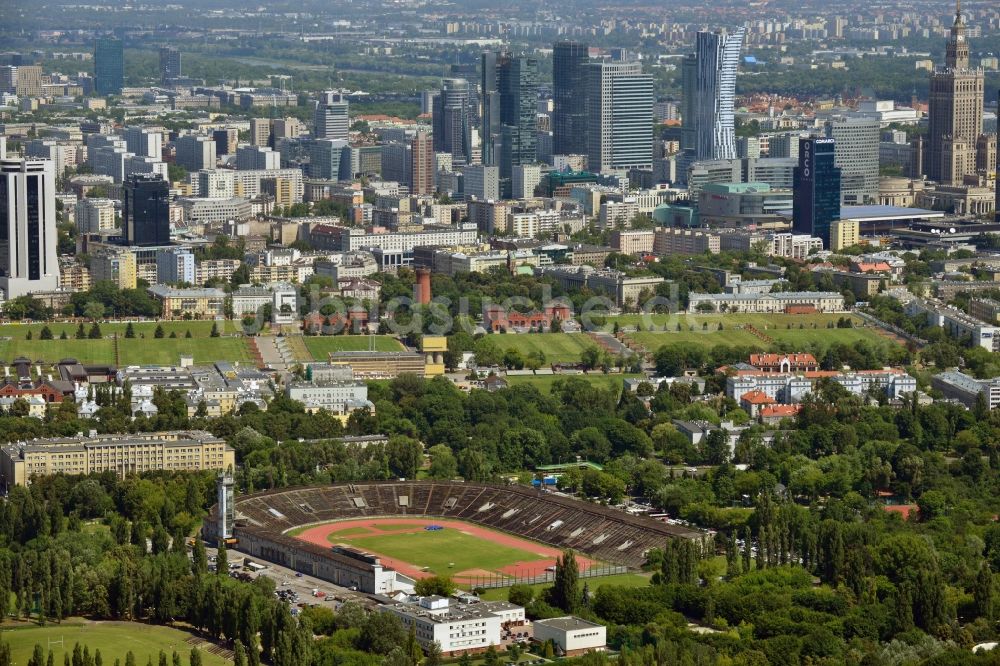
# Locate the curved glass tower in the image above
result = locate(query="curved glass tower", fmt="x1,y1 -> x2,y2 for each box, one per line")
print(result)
682,26 -> 746,161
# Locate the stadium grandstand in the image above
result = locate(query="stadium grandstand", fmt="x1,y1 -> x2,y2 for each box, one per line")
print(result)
204,481 -> 705,594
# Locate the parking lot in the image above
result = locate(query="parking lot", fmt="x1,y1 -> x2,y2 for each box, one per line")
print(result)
205,545 -> 375,614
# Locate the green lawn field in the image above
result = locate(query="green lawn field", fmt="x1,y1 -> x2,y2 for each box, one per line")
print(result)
2,620 -> 231,665
504,373 -> 643,396
478,572 -> 654,601
0,336 -> 251,366
623,313 -> 895,354
327,525 -> 545,576
0,321 -> 222,339
488,333 -> 598,364
609,313 -> 862,330
304,335 -> 406,360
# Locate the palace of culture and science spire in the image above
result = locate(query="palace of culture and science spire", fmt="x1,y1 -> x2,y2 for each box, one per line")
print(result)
926,0 -> 991,186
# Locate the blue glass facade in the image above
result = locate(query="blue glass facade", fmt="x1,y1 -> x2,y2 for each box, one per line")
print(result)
793,137 -> 841,247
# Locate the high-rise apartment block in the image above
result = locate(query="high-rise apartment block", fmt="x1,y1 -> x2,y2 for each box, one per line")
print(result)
793,138 -> 841,247
236,146 -> 280,171
124,127 -> 163,161
94,37 -> 124,96
411,132 -> 435,196
250,118 -> 273,148
927,3 -> 986,185
123,173 -> 170,247
75,198 -> 117,233
174,135 -> 216,172
0,157 -> 60,298
681,28 -> 746,161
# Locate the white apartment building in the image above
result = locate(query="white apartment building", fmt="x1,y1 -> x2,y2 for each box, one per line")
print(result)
75,198 -> 117,233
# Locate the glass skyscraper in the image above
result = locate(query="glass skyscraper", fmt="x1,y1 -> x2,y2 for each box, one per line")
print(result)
681,27 -> 746,161
123,174 -> 170,247
552,41 -> 590,157
432,78 -> 472,166
793,137 -> 841,247
94,37 -> 124,96
497,54 -> 538,196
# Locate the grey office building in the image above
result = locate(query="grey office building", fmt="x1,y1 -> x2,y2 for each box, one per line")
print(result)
498,54 -> 538,196
586,60 -> 653,173
825,117 -> 880,205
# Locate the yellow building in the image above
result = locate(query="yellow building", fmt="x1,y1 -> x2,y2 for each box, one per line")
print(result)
90,250 -> 137,289
0,430 -> 235,486
147,285 -> 227,320
830,219 -> 860,252
421,336 -> 448,377
59,262 -> 92,292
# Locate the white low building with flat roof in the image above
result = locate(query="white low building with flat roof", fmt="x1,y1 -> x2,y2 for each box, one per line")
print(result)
380,596 -> 518,655
533,616 -> 606,656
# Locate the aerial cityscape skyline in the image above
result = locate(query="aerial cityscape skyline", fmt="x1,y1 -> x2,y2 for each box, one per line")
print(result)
1,0 -> 1000,665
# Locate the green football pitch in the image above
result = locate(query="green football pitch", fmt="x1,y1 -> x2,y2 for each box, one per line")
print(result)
2,620 -> 231,665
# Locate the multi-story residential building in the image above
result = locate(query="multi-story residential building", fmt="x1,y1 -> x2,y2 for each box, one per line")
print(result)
236,146 -> 280,171
75,198 -> 117,233
681,28 -> 746,161
611,230 -> 655,255
653,227 -> 721,256
905,298 -> 1000,351
148,285 -> 226,320
314,252 -> 379,281
0,430 -> 234,486
91,249 -> 138,289
197,169 -> 235,199
309,224 -> 478,265
969,298 -> 1000,324
462,165 -> 500,201
156,248 -> 196,285
830,219 -> 860,251
932,370 -> 1000,410
174,135 -> 216,172
124,127 -> 163,161
599,200 -> 639,228
687,291 -> 845,314
196,259 -> 241,285
250,118 -> 273,148
59,262 -> 91,292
